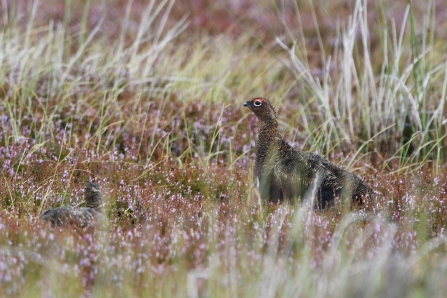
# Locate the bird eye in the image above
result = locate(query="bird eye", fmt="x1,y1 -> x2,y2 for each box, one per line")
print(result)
253,100 -> 262,107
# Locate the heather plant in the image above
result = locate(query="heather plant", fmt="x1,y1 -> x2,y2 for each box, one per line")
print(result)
0,0 -> 446,297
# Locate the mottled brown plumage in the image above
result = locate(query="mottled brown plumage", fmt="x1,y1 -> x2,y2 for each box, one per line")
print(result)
243,97 -> 372,207
40,182 -> 106,228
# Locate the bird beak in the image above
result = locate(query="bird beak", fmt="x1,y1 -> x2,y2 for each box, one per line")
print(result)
243,101 -> 250,107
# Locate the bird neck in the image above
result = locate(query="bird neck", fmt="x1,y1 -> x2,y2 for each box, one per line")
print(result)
255,119 -> 282,169
259,118 -> 281,140
86,197 -> 102,211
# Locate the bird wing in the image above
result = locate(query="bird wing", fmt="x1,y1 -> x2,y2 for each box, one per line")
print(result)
40,206 -> 105,228
307,153 -> 345,190
273,151 -> 343,194
307,152 -> 372,199
40,206 -> 75,226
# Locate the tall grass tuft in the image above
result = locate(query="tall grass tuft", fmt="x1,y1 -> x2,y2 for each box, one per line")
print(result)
275,0 -> 446,171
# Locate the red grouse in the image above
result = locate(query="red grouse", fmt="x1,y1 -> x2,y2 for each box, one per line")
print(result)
40,182 -> 106,228
243,97 -> 372,207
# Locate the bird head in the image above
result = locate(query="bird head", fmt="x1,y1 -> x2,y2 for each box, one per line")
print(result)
243,97 -> 277,123
84,182 -> 103,210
